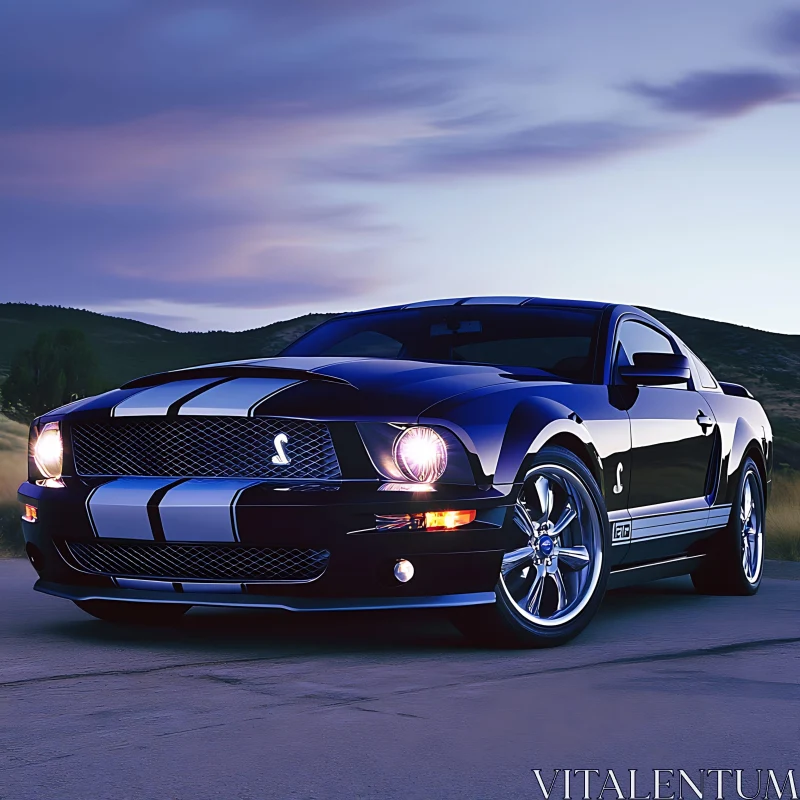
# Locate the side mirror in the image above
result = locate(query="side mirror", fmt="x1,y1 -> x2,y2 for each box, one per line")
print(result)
619,353 -> 691,387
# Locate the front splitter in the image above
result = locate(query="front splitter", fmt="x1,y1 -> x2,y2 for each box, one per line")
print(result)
35,579 -> 496,612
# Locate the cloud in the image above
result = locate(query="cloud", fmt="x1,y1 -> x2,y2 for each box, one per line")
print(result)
0,2 -> 464,131
0,0 -> 477,318
319,120 -> 675,181
628,69 -> 798,118
5,0 -> 773,327
0,195 -> 392,309
768,8 -> 800,55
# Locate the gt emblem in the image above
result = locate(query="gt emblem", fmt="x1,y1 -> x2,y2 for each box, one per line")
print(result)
271,433 -> 291,465
613,462 -> 624,495
612,522 -> 632,543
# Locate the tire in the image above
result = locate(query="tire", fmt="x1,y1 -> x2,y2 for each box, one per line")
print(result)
74,600 -> 191,625
452,445 -> 610,648
691,457 -> 765,596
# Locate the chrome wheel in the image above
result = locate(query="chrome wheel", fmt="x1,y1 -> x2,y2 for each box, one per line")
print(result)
499,463 -> 603,627
740,469 -> 764,584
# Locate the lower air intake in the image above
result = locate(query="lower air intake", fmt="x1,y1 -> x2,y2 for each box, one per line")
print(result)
66,541 -> 330,583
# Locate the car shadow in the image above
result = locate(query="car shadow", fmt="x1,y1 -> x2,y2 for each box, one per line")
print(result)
42,577 -> 700,657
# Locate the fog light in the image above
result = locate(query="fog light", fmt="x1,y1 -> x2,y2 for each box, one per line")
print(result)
22,504 -> 38,523
394,559 -> 414,583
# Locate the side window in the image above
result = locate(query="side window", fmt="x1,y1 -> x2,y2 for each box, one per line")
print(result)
689,350 -> 718,390
615,319 -> 687,390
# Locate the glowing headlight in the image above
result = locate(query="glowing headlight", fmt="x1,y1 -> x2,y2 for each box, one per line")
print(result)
33,422 -> 63,479
392,426 -> 447,483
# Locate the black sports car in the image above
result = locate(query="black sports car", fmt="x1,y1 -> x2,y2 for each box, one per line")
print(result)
19,297 -> 772,647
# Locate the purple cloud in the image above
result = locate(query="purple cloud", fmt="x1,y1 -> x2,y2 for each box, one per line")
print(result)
0,194 -> 392,309
319,120 -> 674,181
628,69 -> 797,118
0,1 -> 483,316
768,8 -> 800,55
5,0 -> 779,326
0,2 -> 464,131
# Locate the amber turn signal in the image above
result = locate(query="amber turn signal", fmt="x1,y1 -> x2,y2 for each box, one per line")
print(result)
423,509 -> 476,530
22,504 -> 38,523
375,509 -> 477,531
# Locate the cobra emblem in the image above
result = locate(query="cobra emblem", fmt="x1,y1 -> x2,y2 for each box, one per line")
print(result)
271,433 -> 291,465
613,462 -> 624,495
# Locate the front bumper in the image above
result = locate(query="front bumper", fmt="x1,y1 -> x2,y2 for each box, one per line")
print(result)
19,478 -> 518,610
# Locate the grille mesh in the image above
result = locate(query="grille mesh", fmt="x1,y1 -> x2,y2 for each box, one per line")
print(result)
71,417 -> 340,480
66,541 -> 330,582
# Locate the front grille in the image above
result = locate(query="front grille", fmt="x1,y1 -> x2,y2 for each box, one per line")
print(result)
66,541 -> 330,583
71,417 -> 340,480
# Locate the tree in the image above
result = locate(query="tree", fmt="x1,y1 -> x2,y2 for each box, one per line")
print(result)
0,329 -> 99,422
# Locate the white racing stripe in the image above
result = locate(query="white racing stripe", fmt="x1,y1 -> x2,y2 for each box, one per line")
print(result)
158,479 -> 261,542
112,378 -> 221,417
115,578 -> 176,591
180,582 -> 244,593
178,377 -> 298,417
87,478 -> 176,539
114,579 -> 243,594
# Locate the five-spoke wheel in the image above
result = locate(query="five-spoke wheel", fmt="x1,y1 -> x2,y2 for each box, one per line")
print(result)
451,446 -> 610,647
500,464 -> 602,626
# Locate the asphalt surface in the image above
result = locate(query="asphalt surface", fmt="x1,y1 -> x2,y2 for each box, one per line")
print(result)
1,558 -> 799,800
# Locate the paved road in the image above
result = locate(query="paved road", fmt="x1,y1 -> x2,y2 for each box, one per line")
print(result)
1,558 -> 799,800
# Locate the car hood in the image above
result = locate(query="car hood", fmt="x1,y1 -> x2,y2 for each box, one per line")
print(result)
52,356 -> 564,422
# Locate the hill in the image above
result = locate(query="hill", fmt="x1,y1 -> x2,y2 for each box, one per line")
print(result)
1,302 -> 799,468
0,304 -> 334,388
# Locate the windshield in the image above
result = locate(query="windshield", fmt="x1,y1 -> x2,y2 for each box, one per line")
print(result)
281,305 -> 602,382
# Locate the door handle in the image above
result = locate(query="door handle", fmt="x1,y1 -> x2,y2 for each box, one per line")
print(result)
696,411 -> 715,433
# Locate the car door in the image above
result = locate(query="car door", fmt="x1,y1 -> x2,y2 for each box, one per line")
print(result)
613,318 -> 717,558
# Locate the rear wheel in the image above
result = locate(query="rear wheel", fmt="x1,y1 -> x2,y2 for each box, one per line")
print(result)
452,446 -> 610,648
74,600 -> 191,625
691,457 -> 764,596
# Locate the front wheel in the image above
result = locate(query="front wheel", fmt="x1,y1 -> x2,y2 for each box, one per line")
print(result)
74,600 -> 191,625
452,446 -> 610,648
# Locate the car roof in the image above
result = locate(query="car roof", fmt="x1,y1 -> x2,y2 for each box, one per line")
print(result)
343,296 -> 614,316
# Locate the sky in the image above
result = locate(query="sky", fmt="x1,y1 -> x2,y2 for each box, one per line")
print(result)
2,1 -> 800,333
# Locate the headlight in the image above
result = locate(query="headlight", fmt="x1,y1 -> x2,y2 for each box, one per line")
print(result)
33,422 -> 63,479
392,426 -> 447,483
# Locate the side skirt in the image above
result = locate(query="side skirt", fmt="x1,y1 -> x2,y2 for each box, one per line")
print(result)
607,553 -> 706,590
